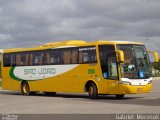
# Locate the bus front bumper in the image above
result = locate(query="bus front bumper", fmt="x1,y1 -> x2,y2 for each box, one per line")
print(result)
118,84 -> 152,94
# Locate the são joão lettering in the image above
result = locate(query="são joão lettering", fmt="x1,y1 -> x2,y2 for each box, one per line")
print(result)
24,68 -> 56,75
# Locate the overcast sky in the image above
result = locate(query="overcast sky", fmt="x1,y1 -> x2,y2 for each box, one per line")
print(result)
0,0 -> 160,53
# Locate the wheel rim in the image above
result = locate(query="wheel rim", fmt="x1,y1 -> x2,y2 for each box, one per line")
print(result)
23,83 -> 29,94
89,86 -> 94,96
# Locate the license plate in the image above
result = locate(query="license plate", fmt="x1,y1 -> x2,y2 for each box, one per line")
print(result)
137,88 -> 143,92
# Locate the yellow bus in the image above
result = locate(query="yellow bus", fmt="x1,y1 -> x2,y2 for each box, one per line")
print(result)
1,40 -> 159,99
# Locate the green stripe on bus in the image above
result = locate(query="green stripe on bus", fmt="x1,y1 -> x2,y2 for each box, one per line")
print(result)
88,69 -> 95,74
9,67 -> 25,81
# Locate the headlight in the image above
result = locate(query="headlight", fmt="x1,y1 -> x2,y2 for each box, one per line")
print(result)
120,81 -> 131,85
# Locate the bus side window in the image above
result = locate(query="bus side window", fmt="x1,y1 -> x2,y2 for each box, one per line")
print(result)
52,54 -> 60,64
16,54 -> 21,66
40,52 -> 44,65
30,51 -> 44,65
63,50 -> 72,64
16,52 -> 28,66
60,48 -> 78,64
25,53 -> 29,65
46,51 -> 51,64
10,54 -> 16,66
34,56 -> 40,65
78,47 -> 97,64
48,50 -> 61,64
4,54 -> 11,67
29,53 -> 33,65
82,53 -> 90,63
78,51 -> 83,63
71,49 -> 78,64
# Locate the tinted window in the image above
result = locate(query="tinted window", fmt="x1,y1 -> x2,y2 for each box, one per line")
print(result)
78,46 -> 97,63
4,54 -> 11,67
30,51 -> 44,65
4,53 -> 16,67
16,52 -> 29,66
61,48 -> 78,64
3,46 -> 97,67
46,50 -> 61,65
99,45 -> 118,80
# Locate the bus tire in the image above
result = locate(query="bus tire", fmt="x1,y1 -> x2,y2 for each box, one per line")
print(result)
116,94 -> 124,99
88,83 -> 98,99
21,81 -> 30,96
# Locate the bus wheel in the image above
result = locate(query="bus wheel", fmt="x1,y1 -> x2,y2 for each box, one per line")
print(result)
116,94 -> 124,99
21,82 -> 30,96
88,83 -> 98,99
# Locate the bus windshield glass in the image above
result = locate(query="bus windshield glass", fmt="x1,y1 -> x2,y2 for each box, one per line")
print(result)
117,44 -> 151,79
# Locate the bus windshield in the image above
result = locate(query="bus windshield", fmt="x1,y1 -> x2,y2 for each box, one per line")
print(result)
117,44 -> 151,79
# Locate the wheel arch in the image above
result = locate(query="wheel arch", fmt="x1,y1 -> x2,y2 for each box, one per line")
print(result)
21,80 -> 27,85
85,80 -> 99,93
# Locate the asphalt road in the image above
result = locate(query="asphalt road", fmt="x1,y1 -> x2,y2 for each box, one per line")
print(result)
0,80 -> 160,114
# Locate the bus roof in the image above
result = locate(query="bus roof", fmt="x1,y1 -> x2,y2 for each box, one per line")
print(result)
2,40 -> 144,53
90,40 -> 144,45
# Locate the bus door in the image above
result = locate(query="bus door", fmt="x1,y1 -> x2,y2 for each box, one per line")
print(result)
99,45 -> 119,94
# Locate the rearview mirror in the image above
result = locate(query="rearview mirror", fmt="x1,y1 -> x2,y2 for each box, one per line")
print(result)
153,52 -> 159,62
147,51 -> 159,63
116,50 -> 124,63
